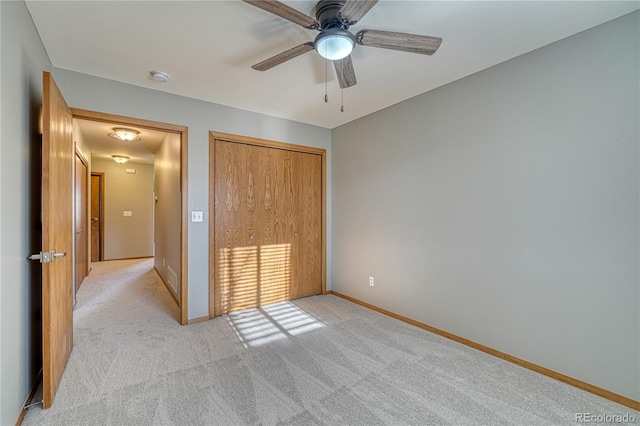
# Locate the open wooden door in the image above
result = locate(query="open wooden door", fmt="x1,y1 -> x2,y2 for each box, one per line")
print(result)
90,172 -> 104,262
38,71 -> 74,408
74,151 -> 89,296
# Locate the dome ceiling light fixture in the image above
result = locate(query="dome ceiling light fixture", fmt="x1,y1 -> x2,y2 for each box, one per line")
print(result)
315,28 -> 355,61
108,127 -> 141,142
112,155 -> 130,164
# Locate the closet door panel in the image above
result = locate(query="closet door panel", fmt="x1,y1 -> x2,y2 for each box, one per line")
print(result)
214,141 -> 256,315
296,152 -> 323,299
212,137 -> 324,316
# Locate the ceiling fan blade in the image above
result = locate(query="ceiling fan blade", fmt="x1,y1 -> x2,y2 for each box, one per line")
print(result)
333,56 -> 357,89
356,30 -> 442,55
252,42 -> 315,71
338,0 -> 379,25
242,0 -> 319,29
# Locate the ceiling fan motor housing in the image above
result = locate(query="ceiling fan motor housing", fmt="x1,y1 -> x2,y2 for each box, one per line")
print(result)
316,0 -> 349,30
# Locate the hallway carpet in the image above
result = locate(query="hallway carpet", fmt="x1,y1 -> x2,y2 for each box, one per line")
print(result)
22,259 -> 637,425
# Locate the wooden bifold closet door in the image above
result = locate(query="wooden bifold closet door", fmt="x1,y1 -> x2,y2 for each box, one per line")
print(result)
210,134 -> 324,317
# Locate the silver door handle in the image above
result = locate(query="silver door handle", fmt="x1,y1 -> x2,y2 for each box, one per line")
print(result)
28,250 -> 66,263
28,252 -> 49,262
92,217 -> 99,222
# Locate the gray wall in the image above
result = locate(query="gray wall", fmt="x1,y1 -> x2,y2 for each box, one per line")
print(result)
91,159 -> 154,260
332,11 -> 639,400
0,1 -> 52,424
154,133 -> 182,298
52,68 -> 333,320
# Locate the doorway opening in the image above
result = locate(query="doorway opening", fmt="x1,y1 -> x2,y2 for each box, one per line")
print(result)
72,108 -> 189,324
90,172 -> 105,262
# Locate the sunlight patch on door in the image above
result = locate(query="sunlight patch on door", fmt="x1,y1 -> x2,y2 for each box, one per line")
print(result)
218,243 -> 291,313
227,301 -> 325,348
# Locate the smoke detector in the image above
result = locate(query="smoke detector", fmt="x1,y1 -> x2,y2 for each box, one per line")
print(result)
150,71 -> 170,83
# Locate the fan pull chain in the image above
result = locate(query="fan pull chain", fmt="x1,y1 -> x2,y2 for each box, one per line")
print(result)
340,57 -> 345,112
324,52 -> 328,103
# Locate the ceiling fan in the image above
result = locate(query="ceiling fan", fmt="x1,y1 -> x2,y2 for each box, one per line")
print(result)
242,0 -> 442,89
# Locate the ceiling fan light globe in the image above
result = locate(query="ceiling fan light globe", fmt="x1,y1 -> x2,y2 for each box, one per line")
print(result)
315,30 -> 355,61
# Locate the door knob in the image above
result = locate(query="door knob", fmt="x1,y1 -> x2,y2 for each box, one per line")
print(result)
91,217 -> 98,222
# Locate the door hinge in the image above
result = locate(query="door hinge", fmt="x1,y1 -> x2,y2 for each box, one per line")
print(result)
27,250 -> 66,263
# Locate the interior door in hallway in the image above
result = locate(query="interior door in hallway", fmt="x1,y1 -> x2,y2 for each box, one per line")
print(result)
74,152 -> 88,294
40,71 -> 74,408
90,172 -> 104,262
211,135 -> 325,317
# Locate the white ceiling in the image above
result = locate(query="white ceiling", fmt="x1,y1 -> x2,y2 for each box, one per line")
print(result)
27,1 -> 639,129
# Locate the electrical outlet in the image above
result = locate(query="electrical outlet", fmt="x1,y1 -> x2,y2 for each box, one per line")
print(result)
369,276 -> 374,287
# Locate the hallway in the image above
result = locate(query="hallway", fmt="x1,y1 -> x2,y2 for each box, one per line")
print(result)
23,258 -> 181,424
74,259 -> 178,324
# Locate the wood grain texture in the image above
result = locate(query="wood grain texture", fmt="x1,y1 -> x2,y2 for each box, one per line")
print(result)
179,128 -> 189,326
209,135 -> 216,319
296,152 -> 322,299
211,132 -> 326,155
90,173 -> 104,262
210,132 -> 326,317
356,29 -> 442,55
252,42 -> 315,71
15,368 -> 43,425
334,56 -> 357,89
187,316 -> 210,325
74,152 -> 89,293
330,291 -> 640,411
70,108 -> 186,133
339,0 -> 379,25
242,0 -> 319,29
42,72 -> 74,408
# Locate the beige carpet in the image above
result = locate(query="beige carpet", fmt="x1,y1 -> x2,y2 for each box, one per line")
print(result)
22,258 -> 638,425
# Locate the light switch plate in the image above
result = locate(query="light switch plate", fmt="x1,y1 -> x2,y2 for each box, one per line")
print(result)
123,211 -> 132,217
191,211 -> 203,222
